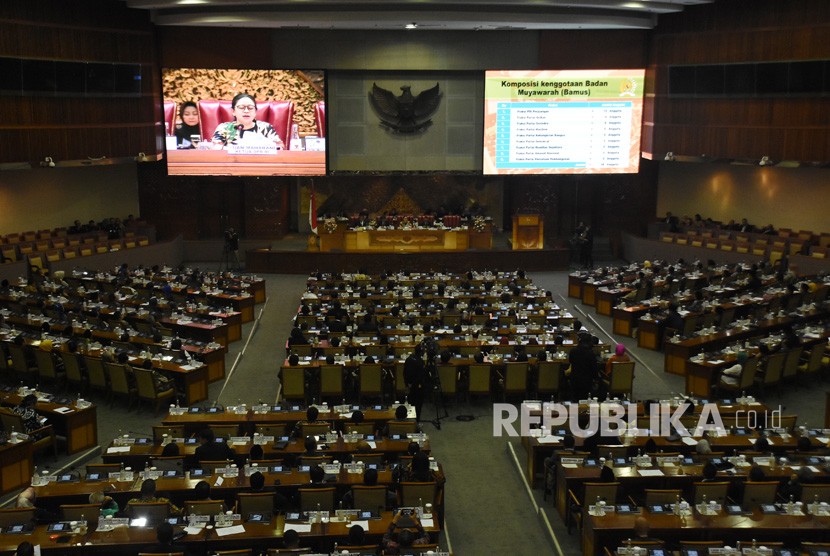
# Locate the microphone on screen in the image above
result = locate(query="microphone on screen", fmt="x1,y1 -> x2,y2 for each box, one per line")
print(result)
236,124 -> 245,138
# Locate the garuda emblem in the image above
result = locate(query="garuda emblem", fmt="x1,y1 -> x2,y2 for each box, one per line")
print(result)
369,83 -> 441,134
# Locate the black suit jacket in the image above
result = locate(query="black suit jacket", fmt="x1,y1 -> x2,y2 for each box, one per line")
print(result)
194,440 -> 235,462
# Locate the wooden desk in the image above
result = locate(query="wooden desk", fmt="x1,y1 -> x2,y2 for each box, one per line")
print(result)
0,439 -> 33,495
583,508 -> 830,556
101,436 -> 430,469
0,390 -> 97,455
160,407 -> 400,436
595,288 -> 633,317
160,316 -> 230,348
345,229 -> 471,252
568,274 -> 585,299
167,149 -> 325,176
638,316 -> 665,351
612,305 -> 650,337
0,511 -> 439,554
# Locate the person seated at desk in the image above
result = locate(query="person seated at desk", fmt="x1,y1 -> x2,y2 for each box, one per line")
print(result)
193,480 -> 212,501
395,452 -> 443,487
175,101 -> 201,148
89,491 -> 119,518
15,543 -> 34,556
292,406 -> 329,438
145,521 -> 189,554
603,343 -> 630,379
383,405 -> 420,437
127,479 -> 182,515
342,467 -> 397,510
718,351 -> 748,388
663,302 -> 684,334
632,516 -> 663,545
13,394 -> 48,440
210,93 -> 284,150
382,510 -> 431,554
288,326 -> 309,348
16,486 -> 57,523
194,428 -> 234,463
281,528 -> 301,549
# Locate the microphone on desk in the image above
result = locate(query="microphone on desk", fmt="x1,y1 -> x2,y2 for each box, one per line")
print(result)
236,124 -> 245,139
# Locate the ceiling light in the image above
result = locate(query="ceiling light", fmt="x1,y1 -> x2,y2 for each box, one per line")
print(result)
405,23 -> 418,29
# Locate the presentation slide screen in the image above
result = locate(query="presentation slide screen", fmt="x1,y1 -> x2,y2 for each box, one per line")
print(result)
162,68 -> 326,176
483,69 -> 645,175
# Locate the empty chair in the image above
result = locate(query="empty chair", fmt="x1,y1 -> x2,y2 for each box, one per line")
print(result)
645,488 -> 682,506
59,351 -> 86,392
0,508 -> 35,529
133,367 -> 176,414
104,362 -> 136,408
358,363 -> 383,403
798,345 -> 824,378
436,364 -> 458,401
254,424 -> 288,438
351,452 -> 384,465
398,481 -> 437,508
280,366 -> 306,403
236,492 -> 275,515
467,363 -> 492,399
61,503 -> 101,526
127,501 -> 170,522
300,422 -> 331,438
86,463 -> 121,477
208,424 -> 239,439
184,500 -> 226,516
742,481 -> 779,509
33,348 -> 65,387
536,360 -> 562,399
150,457 -> 185,473
84,356 -> 109,396
319,363 -> 345,403
755,351 -> 786,394
679,541 -> 724,550
298,487 -> 336,512
605,361 -> 635,398
800,484 -> 830,503
693,481 -> 730,505
502,361 -> 529,400
567,482 -> 619,533
387,420 -> 418,436
597,445 -> 629,459
351,485 -> 389,511
781,347 -> 804,382
8,344 -> 37,385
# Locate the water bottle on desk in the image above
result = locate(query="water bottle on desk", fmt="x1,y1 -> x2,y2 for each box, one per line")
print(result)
289,124 -> 303,151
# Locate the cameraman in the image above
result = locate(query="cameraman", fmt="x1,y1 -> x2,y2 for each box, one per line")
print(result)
224,227 -> 240,269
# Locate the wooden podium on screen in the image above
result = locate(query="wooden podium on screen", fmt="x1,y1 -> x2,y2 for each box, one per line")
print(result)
512,213 -> 544,250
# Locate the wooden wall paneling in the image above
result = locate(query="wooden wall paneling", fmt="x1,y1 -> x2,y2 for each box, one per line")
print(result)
243,179 -> 290,240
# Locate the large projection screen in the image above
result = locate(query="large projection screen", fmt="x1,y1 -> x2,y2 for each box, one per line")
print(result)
483,69 -> 645,175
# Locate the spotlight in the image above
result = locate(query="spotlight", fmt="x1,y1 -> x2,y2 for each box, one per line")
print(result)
759,156 -> 771,166
40,157 -> 55,168
664,152 -> 675,161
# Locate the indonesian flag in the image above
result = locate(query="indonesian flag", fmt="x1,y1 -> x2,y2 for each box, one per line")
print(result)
309,183 -> 318,235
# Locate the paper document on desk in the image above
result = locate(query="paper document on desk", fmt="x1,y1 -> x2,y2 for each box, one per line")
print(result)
54,407 -> 74,414
184,526 -> 204,535
681,437 -> 698,446
562,463 -> 578,469
537,436 -> 562,445
350,520 -> 369,530
106,446 -> 131,453
638,469 -> 664,476
284,523 -> 312,533
215,524 -> 245,537
421,518 -> 435,528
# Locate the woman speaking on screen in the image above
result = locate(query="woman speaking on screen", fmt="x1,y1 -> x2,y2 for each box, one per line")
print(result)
211,93 -> 285,149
